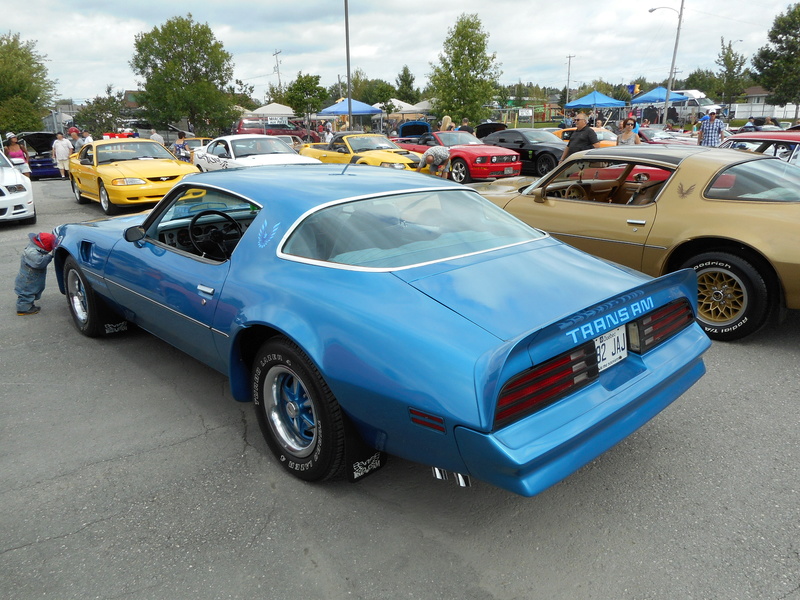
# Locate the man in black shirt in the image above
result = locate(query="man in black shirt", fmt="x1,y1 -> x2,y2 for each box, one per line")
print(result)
458,118 -> 474,134
560,113 -> 601,162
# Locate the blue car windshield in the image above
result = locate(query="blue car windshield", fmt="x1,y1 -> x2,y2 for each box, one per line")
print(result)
282,189 -> 544,269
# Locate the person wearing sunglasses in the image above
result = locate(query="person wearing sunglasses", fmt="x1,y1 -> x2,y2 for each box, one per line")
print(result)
559,113 -> 601,162
617,120 -> 642,145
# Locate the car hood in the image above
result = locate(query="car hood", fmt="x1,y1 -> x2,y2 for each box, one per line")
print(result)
17,132 -> 56,153
450,143 -> 519,156
355,149 -> 420,162
0,166 -> 27,186
234,154 -> 320,166
97,159 -> 198,178
395,240 -> 648,341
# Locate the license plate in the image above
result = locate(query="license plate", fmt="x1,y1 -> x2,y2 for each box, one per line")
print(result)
594,325 -> 628,371
504,166 -> 514,174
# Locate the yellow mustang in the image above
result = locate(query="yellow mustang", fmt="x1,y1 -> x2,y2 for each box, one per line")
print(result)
299,132 -> 422,170
69,138 -> 199,215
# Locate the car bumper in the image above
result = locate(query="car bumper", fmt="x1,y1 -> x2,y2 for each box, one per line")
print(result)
470,163 -> 522,179
0,189 -> 35,222
106,181 -> 183,206
454,324 -> 709,497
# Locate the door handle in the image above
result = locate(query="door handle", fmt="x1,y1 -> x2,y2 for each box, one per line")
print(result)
627,219 -> 646,226
197,284 -> 215,296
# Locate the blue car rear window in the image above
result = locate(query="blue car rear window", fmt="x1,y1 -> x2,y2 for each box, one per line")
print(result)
282,189 -> 543,269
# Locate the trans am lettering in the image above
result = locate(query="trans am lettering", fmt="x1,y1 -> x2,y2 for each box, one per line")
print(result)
564,296 -> 655,343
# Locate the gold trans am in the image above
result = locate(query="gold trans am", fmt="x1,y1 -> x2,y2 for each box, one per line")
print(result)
469,145 -> 800,341
299,132 -> 422,170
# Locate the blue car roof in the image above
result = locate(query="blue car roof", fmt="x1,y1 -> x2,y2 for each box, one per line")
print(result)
182,163 -> 458,214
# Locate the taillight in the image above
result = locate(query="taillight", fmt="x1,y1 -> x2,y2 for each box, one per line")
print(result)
627,298 -> 694,353
495,341 -> 598,429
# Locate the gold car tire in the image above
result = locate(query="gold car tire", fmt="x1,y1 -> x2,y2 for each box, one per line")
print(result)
681,252 -> 770,342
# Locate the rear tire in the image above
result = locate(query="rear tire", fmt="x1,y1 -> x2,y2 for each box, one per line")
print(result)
535,153 -> 557,176
680,252 -> 770,341
72,177 -> 89,204
252,338 -> 345,482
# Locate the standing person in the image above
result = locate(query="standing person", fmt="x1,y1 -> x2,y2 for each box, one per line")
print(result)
149,129 -> 165,145
697,111 -> 725,147
69,130 -> 84,152
440,115 -> 453,132
52,132 -> 74,179
616,119 -> 642,145
559,113 -> 601,162
3,133 -> 31,178
81,130 -> 94,144
170,131 -> 190,162
14,232 -> 57,316
458,118 -> 474,134
416,145 -> 451,178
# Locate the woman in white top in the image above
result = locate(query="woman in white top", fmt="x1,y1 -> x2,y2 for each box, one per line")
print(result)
616,119 -> 641,145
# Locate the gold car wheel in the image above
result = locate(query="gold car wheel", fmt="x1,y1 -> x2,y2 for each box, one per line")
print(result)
696,267 -> 747,325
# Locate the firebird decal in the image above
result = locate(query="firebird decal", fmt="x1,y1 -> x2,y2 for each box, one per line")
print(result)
677,183 -> 695,198
258,220 -> 280,248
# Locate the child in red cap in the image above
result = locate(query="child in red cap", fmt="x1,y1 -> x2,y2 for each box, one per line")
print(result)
15,232 -> 57,315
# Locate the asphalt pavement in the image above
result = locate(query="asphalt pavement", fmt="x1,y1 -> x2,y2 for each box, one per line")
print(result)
1,178 -> 798,599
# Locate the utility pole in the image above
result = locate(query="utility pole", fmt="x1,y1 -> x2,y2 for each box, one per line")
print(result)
273,49 -> 282,90
565,55 -> 575,105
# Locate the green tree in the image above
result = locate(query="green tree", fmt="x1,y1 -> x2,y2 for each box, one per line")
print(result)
681,69 -> 719,98
362,79 -> 396,111
0,96 -> 43,133
130,14 -> 238,135
228,79 -> 259,111
428,13 -> 501,123
716,38 -> 748,108
348,68 -> 370,101
395,66 -> 419,104
283,72 -> 329,125
753,3 -> 800,118
73,85 -> 128,138
0,33 -> 55,111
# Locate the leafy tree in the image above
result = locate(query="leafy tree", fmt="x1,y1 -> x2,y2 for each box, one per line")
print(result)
265,83 -> 286,105
395,66 -> 419,104
348,68 -> 370,101
73,85 -> 128,138
753,3 -> 800,118
130,14 -> 238,135
284,72 -> 329,121
0,33 -> 55,111
716,38 -> 748,107
362,79 -> 396,111
228,79 -> 259,111
0,96 -> 43,133
680,68 -> 719,98
428,13 -> 501,123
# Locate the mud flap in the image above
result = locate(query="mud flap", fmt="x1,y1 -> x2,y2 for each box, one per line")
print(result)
344,420 -> 387,483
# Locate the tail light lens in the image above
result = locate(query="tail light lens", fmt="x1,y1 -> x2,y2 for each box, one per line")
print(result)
494,298 -> 695,429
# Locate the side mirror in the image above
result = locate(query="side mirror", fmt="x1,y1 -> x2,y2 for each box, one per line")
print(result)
80,158 -> 92,166
529,188 -> 546,204
219,152 -> 231,159
124,226 -> 145,243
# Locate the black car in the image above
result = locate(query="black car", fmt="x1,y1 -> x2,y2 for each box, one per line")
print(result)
481,128 -> 567,177
17,132 -> 60,180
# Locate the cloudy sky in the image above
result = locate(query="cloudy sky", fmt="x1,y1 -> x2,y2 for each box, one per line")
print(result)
7,0 -> 791,104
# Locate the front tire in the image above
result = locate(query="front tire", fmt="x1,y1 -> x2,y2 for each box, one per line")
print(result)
450,158 -> 472,184
253,338 -> 346,481
64,256 -> 111,337
535,153 -> 557,176
680,252 -> 770,341
98,182 -> 120,215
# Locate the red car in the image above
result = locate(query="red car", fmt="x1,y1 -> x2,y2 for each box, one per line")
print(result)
719,130 -> 800,164
233,117 -> 320,143
395,130 -> 521,183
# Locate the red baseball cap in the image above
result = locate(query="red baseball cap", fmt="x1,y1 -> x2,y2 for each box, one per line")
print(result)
29,232 -> 58,252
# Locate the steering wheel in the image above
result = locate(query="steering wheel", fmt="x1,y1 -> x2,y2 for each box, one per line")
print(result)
188,209 -> 243,260
565,184 -> 587,200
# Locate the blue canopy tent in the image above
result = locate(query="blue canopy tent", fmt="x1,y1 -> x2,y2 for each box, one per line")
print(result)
564,91 -> 625,109
631,87 -> 689,104
319,98 -> 381,115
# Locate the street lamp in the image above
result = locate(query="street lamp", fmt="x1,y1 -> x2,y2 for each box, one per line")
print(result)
649,0 -> 685,126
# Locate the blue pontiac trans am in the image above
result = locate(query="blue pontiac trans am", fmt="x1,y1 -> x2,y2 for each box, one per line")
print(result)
53,164 -> 710,497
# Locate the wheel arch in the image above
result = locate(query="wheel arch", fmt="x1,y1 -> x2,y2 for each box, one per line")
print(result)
664,237 -> 784,309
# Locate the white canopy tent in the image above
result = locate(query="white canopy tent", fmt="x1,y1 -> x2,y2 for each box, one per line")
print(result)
250,103 -> 296,117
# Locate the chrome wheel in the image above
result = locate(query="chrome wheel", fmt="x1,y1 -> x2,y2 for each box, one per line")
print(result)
263,365 -> 318,457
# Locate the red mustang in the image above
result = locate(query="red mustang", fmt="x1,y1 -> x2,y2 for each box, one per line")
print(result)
395,130 -> 521,183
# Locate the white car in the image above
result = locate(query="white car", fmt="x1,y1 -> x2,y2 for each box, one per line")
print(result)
0,152 -> 36,225
193,134 -> 320,172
